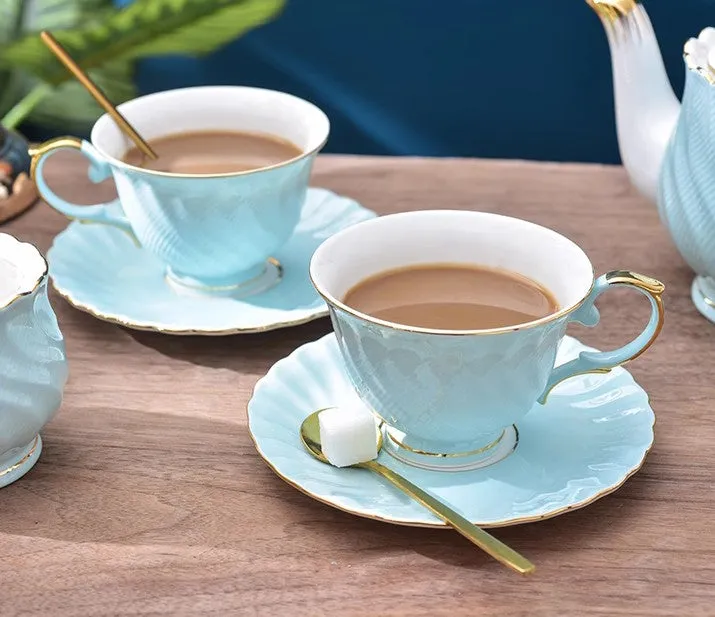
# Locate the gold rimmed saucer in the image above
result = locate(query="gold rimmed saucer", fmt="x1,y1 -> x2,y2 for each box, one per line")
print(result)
247,332 -> 655,528
46,188 -> 376,335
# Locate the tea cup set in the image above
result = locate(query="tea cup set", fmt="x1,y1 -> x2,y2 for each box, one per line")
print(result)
1,81 -> 665,570
30,86 -> 375,334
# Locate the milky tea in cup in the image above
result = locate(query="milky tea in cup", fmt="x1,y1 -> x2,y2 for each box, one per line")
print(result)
342,263 -> 559,330
122,129 -> 303,175
310,210 -> 664,471
30,86 -> 329,293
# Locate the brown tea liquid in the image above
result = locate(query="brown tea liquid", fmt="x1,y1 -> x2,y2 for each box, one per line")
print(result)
122,129 -> 303,174
343,263 -> 558,330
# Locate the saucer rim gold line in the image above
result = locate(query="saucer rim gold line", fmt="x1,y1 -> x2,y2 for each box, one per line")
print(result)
246,385 -> 656,529
50,278 -> 329,335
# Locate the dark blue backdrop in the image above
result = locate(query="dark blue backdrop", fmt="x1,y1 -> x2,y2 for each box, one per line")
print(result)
113,1 -> 712,163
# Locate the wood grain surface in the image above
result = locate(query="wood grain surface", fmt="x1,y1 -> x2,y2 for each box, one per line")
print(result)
1,153 -> 713,616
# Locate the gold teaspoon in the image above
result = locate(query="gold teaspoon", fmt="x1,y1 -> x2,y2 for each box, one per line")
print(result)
300,409 -> 536,575
40,30 -> 158,161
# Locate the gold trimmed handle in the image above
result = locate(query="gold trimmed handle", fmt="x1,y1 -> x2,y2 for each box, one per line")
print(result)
29,136 -> 83,181
29,136 -> 135,238
540,270 -> 664,402
362,459 -> 536,575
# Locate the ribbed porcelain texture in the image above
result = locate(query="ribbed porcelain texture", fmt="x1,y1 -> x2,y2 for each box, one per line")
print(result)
109,153 -> 315,283
659,67 -> 715,279
247,333 -> 655,527
0,268 -> 67,467
330,306 -> 568,452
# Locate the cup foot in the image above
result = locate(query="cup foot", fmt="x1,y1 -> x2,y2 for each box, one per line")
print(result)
165,258 -> 283,298
691,275 -> 715,324
0,435 -> 42,488
382,425 -> 518,472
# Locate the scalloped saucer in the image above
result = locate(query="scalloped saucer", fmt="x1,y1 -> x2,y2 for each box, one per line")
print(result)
47,188 -> 375,334
247,333 -> 655,528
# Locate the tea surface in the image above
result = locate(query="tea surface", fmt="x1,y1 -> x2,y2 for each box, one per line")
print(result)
122,129 -> 302,174
343,263 -> 558,330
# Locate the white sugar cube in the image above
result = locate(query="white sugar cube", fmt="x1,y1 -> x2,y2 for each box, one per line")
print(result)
319,404 -> 378,467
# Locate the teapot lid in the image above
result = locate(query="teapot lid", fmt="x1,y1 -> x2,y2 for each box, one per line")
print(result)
0,234 -> 47,309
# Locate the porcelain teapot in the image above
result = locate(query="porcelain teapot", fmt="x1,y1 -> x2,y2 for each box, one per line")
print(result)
588,0 -> 715,321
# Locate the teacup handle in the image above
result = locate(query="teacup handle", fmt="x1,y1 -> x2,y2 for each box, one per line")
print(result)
29,136 -> 133,236
538,270 -> 664,403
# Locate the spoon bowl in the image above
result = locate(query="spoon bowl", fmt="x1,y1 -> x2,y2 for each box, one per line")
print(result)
300,407 -> 383,465
300,408 -> 535,575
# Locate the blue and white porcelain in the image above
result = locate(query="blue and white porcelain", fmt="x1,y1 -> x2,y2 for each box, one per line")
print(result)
589,1 -> 715,322
0,233 -> 68,488
248,333 -> 655,527
30,86 -> 329,290
48,188 -> 375,334
309,210 -> 664,471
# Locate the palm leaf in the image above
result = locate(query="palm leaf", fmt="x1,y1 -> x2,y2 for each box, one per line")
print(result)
0,0 -> 286,86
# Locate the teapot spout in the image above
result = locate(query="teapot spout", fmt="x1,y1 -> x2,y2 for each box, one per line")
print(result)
588,1 -> 680,203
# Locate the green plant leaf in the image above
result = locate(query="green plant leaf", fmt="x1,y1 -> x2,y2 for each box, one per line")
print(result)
0,0 -> 286,86
0,2 -> 21,41
0,0 -> 135,130
20,0 -> 115,31
0,1 -> 31,118
19,62 -> 136,131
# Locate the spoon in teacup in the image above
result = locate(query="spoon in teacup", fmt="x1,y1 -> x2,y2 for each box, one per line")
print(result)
39,30 -> 158,162
300,409 -> 536,575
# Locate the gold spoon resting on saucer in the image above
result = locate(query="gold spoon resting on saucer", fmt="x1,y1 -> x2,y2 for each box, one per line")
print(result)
300,410 -> 536,576
39,30 -> 158,161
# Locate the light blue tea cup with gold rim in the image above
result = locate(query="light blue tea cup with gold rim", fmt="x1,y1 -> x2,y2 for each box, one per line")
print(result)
310,210 -> 665,471
29,86 -> 330,293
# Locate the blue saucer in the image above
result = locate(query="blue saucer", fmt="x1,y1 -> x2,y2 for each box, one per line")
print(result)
47,188 -> 375,334
247,333 -> 655,527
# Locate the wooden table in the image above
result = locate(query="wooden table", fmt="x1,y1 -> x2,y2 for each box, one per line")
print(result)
1,154 -> 713,616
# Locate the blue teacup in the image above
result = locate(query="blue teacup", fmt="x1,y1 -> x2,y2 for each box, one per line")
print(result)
310,211 -> 665,471
30,86 -> 330,293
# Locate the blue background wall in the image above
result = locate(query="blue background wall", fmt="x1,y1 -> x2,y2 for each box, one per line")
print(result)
114,1 -> 713,163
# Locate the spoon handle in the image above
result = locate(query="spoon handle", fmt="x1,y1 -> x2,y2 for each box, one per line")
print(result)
363,460 -> 535,575
39,31 -> 158,161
